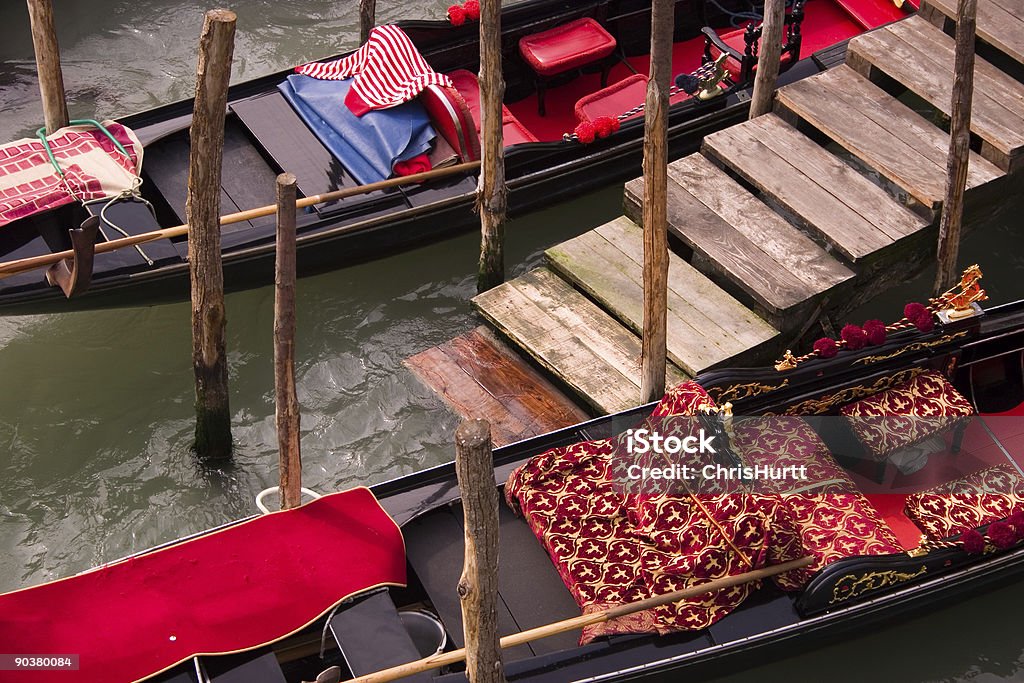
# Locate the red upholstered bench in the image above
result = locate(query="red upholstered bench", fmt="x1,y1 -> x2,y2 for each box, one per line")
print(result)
575,73 -> 647,123
446,69 -> 539,146
518,17 -> 618,116
904,463 -> 1024,540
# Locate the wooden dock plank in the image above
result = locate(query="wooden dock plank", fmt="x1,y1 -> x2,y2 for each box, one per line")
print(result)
848,15 -> 1024,171
776,65 -> 1002,210
546,217 -> 778,375
704,119 -> 899,262
922,0 -> 1024,66
473,268 -> 687,414
405,327 -> 589,447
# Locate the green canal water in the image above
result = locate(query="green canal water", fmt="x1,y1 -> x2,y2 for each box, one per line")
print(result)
1,1 -> 1022,680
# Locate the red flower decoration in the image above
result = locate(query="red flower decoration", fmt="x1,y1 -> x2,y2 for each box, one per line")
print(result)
463,0 -> 480,20
863,319 -> 887,346
988,521 -> 1017,549
841,324 -> 868,351
593,116 -> 620,138
813,337 -> 838,358
913,312 -> 935,333
961,529 -> 986,554
1009,510 -> 1024,541
904,302 -> 927,321
574,121 -> 596,144
448,5 -> 466,25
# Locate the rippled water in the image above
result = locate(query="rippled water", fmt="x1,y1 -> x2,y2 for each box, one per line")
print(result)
0,2 -> 1022,680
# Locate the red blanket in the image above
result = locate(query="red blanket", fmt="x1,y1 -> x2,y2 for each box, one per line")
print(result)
0,487 -> 406,682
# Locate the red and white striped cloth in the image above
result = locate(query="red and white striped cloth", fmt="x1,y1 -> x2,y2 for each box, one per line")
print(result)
0,121 -> 142,228
295,25 -> 452,116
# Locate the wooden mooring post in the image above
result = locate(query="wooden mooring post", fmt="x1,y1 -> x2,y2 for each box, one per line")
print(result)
934,0 -> 977,295
188,9 -> 236,461
749,0 -> 785,119
275,173 -> 302,509
640,0 -> 674,404
26,0 -> 68,134
477,0 -> 506,293
359,0 -> 376,44
454,419 -> 506,683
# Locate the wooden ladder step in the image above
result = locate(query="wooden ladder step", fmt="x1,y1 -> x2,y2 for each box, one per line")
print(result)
624,153 -> 854,329
921,0 -> 1024,67
702,114 -> 929,263
545,216 -> 779,376
775,64 -> 1004,212
405,326 -> 588,447
472,268 -> 688,415
848,15 -> 1024,172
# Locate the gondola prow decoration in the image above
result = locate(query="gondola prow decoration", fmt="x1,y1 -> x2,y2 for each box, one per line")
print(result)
45,216 -> 98,298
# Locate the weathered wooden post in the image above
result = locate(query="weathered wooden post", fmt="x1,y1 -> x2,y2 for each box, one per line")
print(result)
749,0 -> 785,118
640,0 -> 674,404
188,9 -> 236,460
454,419 -> 506,683
25,0 -> 69,134
934,0 -> 977,295
275,173 -> 302,509
476,0 -> 506,293
359,0 -> 376,45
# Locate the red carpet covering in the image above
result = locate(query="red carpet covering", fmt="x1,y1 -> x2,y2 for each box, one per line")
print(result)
0,487 -> 406,683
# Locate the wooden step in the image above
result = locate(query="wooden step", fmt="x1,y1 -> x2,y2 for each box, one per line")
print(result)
624,154 -> 854,329
775,65 -> 1004,212
848,15 -> 1024,172
472,268 -> 688,415
405,326 -> 588,447
921,0 -> 1024,67
702,114 -> 929,263
545,216 -> 779,376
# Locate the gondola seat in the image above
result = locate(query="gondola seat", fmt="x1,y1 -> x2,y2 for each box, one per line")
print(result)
418,83 -> 481,162
701,0 -> 805,84
574,74 -> 647,124
833,0 -> 906,31
518,18 -> 618,116
445,69 -> 539,146
904,463 -> 1024,540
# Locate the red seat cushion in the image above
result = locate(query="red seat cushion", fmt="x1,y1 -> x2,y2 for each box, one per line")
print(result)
575,73 -> 648,123
518,18 -> 617,77
834,0 -> 906,30
904,464 -> 1024,540
840,370 -> 975,460
446,68 -> 539,145
711,26 -> 794,81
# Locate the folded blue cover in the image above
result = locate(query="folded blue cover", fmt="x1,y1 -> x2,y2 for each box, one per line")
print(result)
278,74 -> 436,185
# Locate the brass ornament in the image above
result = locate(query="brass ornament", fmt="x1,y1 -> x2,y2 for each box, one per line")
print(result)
852,331 -> 969,366
829,565 -> 927,604
712,378 -> 791,403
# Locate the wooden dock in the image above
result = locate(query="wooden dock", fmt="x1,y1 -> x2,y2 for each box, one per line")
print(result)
409,0 -> 1024,433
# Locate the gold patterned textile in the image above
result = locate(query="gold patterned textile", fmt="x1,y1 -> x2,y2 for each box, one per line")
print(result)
904,464 -> 1024,540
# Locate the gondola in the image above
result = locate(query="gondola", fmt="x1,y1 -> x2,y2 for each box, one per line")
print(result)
3,270 -> 1023,683
0,0 -> 912,314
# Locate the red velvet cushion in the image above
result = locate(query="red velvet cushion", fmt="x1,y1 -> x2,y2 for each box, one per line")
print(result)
518,18 -> 617,77
445,69 -> 539,145
904,463 -> 1024,540
840,370 -> 975,460
418,83 -> 480,161
575,74 -> 648,123
711,26 -> 793,81
834,0 -> 906,30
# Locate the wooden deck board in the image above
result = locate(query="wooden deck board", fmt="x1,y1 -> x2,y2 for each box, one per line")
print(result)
546,217 -> 778,375
473,268 -> 687,414
776,65 -> 1003,210
405,327 -> 588,447
922,0 -> 1024,66
848,15 -> 1024,171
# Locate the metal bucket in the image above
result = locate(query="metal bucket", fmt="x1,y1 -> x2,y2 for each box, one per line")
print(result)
399,609 -> 447,659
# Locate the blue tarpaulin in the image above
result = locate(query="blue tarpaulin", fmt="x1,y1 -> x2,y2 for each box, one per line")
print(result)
278,74 -> 436,185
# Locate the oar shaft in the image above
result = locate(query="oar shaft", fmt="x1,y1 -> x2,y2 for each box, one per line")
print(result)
348,556 -> 813,683
0,161 -> 481,279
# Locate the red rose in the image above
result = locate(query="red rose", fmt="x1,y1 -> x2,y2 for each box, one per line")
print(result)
961,529 -> 986,554
913,312 -> 934,333
574,121 -> 596,144
904,302 -> 927,321
863,319 -> 887,346
813,337 -> 838,359
841,324 -> 868,351
463,0 -> 480,20
988,521 -> 1017,549
448,5 -> 466,25
1009,510 -> 1024,541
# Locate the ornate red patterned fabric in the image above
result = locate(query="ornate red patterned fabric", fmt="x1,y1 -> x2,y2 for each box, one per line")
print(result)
905,463 -> 1024,540
840,370 -> 974,459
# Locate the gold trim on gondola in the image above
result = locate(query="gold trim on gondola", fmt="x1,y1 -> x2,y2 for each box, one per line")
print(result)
766,368 -> 925,416
829,565 -> 927,604
852,331 -> 969,366
712,378 -> 792,403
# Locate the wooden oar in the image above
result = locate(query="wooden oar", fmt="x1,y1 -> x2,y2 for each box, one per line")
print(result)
0,160 -> 481,279
349,556 -> 814,683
